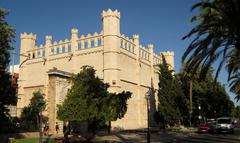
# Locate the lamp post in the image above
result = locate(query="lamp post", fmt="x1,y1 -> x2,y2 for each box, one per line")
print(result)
198,105 -> 202,124
145,90 -> 150,143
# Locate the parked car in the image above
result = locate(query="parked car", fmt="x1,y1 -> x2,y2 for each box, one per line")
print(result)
208,121 -> 217,133
198,123 -> 209,133
216,117 -> 234,134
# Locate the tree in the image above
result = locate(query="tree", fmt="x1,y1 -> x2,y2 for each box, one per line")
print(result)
0,8 -> 16,133
182,0 -> 240,101
228,49 -> 240,101
179,66 -> 235,125
20,91 -> 46,143
57,66 -> 131,134
155,55 -> 187,127
232,106 -> 240,118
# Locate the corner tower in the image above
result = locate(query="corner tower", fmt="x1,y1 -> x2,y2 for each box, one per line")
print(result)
102,9 -> 121,92
17,33 -> 36,116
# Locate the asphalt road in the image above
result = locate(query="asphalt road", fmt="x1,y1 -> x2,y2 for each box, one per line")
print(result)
111,128 -> 240,143
174,128 -> 240,143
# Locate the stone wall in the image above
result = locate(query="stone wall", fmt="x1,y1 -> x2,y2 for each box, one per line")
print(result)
17,9 -> 174,131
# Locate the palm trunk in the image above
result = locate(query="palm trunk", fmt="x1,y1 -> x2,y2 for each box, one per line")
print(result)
189,80 -> 193,127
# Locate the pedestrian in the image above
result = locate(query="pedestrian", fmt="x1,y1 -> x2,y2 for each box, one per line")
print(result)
55,122 -> 59,134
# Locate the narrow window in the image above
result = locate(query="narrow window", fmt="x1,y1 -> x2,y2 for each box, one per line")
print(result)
37,51 -> 41,57
98,38 -> 102,46
85,41 -> 88,48
91,40 -> 94,47
62,46 -> 65,53
57,48 -> 60,54
42,50 -> 45,57
68,45 -> 71,52
28,53 -> 31,59
32,53 -> 35,59
51,48 -> 54,54
78,42 -> 81,50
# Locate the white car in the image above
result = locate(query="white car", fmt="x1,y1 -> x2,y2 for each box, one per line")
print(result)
216,117 -> 234,134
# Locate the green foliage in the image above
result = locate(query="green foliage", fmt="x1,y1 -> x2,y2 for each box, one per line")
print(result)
155,55 -> 188,126
232,106 -> 240,118
179,65 -> 236,125
20,91 -> 47,131
182,0 -> 240,101
0,8 -> 16,133
57,66 -> 131,131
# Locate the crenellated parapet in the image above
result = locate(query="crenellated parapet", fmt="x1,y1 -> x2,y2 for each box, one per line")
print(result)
119,33 -> 171,66
20,28 -> 104,61
160,51 -> 174,56
102,9 -> 120,19
20,32 -> 36,40
160,51 -> 175,69
20,9 -> 173,68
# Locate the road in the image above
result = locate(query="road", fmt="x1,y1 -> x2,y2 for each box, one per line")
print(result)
104,128 -> 240,143
172,128 -> 240,143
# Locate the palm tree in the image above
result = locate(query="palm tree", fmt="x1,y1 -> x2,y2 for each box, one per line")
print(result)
182,0 -> 240,100
228,49 -> 240,101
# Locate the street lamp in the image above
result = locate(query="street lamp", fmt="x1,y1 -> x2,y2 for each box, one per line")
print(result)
198,105 -> 202,124
145,90 -> 150,143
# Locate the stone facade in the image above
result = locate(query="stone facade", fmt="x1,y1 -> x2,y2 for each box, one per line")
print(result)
17,9 -> 174,133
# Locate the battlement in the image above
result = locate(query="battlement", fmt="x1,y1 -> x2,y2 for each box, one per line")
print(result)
46,35 -> 52,41
20,32 -> 36,40
102,9 -> 120,19
20,9 -> 174,68
71,28 -> 78,34
147,44 -> 154,50
160,51 -> 174,56
133,34 -> 139,39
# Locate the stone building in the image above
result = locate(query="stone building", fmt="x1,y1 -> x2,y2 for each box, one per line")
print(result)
17,9 -> 174,134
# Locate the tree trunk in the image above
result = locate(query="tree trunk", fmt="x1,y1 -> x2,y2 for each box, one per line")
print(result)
189,80 -> 193,127
108,121 -> 111,134
38,114 -> 43,143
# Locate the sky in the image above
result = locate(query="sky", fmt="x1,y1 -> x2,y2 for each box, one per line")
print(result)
1,0 -> 239,105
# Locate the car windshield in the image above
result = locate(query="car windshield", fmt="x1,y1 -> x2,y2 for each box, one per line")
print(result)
217,119 -> 231,124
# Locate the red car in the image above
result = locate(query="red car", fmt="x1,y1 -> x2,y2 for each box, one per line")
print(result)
198,123 -> 209,133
